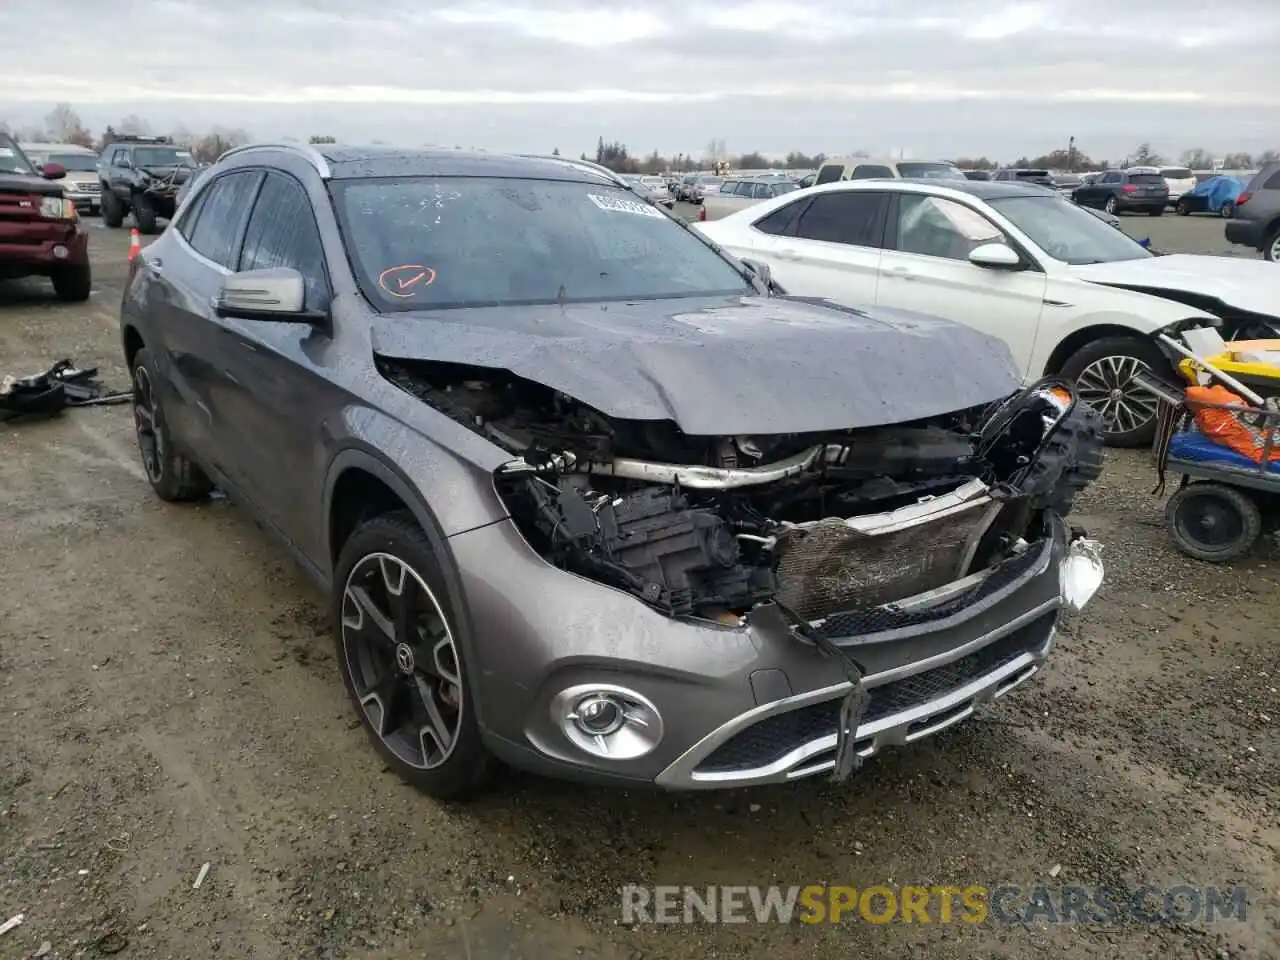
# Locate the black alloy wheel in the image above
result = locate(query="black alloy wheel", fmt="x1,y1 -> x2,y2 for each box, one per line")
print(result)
334,512 -> 489,798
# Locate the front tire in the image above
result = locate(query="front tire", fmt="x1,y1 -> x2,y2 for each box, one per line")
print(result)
1104,196 -> 1117,215
1176,199 -> 1190,216
1060,336 -> 1170,448
1219,201 -> 1234,219
101,188 -> 125,228
51,263 -> 91,302
1148,207 -> 1163,217
133,194 -> 159,234
334,511 -> 490,800
130,348 -> 213,501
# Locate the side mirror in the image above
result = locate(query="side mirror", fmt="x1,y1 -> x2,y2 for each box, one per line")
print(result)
41,162 -> 66,180
968,242 -> 1023,270
740,257 -> 772,286
215,268 -> 323,323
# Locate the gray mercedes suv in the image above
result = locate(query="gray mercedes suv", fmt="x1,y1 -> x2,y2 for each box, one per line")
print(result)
120,144 -> 1105,798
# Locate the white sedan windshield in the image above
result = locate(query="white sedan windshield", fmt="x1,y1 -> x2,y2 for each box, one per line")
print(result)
988,196 -> 1154,264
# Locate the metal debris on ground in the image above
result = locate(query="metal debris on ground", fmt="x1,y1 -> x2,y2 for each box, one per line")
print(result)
0,359 -> 132,423
193,861 -> 211,890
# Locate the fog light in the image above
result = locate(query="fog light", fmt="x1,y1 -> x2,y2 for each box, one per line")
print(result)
551,684 -> 663,760
53,245 -> 68,259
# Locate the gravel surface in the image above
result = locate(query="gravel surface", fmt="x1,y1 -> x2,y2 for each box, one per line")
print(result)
0,218 -> 1276,960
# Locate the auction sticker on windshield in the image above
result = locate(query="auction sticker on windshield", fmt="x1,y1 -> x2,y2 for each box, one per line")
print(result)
588,193 -> 665,219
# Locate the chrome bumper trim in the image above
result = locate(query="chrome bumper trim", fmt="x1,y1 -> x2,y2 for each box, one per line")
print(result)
654,598 -> 1060,789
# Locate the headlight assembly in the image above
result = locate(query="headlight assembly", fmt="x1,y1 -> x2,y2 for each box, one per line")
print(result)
39,197 -> 76,220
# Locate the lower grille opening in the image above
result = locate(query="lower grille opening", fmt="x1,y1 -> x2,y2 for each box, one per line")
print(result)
695,611 -> 1056,775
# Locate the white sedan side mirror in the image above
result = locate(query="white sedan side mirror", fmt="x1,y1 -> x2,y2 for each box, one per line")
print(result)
968,242 -> 1023,269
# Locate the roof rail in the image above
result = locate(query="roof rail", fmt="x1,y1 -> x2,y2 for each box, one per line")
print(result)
215,142 -> 332,178
515,154 -> 627,187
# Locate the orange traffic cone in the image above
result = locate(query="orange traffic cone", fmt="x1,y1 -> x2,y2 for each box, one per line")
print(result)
127,228 -> 141,263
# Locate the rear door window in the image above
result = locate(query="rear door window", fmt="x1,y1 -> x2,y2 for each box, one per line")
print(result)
185,170 -> 265,269
791,192 -> 890,247
852,165 -> 893,179
814,165 -> 845,185
1261,168 -> 1280,191
751,198 -> 809,236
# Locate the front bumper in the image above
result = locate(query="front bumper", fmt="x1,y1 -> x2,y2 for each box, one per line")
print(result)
0,220 -> 89,276
450,512 -> 1095,790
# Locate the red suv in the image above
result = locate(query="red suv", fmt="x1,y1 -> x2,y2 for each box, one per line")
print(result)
0,135 -> 91,301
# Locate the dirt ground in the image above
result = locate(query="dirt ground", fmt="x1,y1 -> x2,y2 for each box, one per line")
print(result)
0,217 -> 1276,960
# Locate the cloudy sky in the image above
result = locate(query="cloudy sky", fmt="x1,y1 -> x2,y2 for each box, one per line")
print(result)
2,0 -> 1277,163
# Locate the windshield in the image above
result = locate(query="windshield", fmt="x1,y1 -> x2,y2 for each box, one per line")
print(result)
48,153 -> 99,172
897,162 -> 966,180
989,195 -> 1153,264
0,140 -> 36,175
332,176 -> 753,311
133,146 -> 194,167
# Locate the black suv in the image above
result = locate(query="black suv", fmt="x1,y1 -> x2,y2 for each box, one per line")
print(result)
99,136 -> 197,234
1225,161 -> 1280,262
1070,170 -> 1168,216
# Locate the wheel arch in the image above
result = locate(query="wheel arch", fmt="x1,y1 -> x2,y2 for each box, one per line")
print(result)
1042,323 -> 1152,375
122,324 -> 146,369
323,445 -> 489,727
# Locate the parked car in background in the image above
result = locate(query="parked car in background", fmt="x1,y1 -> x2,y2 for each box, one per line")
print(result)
117,143 -> 1105,797
1071,170 -> 1168,216
1157,166 -> 1196,202
1175,175 -> 1246,218
674,173 -> 723,203
639,175 -> 669,199
1225,162 -> 1280,262
0,134 -> 91,301
693,178 -> 1280,447
21,142 -> 101,216
699,177 -> 800,220
963,170 -> 993,181
99,135 -> 198,234
795,171 -> 818,188
1049,174 -> 1083,199
813,158 -> 966,185
993,168 -> 1054,188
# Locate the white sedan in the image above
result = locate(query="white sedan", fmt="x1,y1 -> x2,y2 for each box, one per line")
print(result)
693,179 -> 1280,446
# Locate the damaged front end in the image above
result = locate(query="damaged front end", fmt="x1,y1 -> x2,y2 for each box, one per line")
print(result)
382,357 -> 1105,783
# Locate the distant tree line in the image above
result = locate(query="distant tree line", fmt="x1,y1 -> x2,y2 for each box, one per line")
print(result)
4,108 -> 1276,174
0,103 -> 250,163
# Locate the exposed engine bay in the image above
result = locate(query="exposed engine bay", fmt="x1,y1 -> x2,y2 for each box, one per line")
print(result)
380,358 -> 1102,624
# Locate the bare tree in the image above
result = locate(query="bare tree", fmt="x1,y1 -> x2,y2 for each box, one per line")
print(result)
190,127 -> 250,163
117,114 -> 151,136
44,103 -> 93,146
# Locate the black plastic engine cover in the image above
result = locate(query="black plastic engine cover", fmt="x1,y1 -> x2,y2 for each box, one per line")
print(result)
595,488 -> 774,616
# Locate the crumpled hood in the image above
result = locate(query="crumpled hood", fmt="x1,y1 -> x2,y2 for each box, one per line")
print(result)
371,294 -> 1022,435
1069,254 -> 1280,319
0,172 -> 63,197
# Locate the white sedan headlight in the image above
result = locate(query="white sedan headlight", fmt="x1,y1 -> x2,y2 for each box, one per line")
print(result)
39,196 -> 76,220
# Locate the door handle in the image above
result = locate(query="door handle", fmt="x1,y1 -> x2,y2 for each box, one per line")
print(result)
888,265 -> 915,279
776,247 -> 800,260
